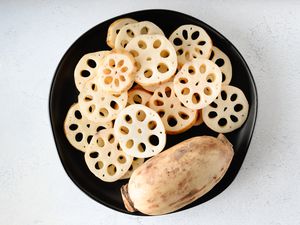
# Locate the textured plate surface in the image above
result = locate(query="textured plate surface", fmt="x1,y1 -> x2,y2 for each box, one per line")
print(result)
49,9 -> 258,215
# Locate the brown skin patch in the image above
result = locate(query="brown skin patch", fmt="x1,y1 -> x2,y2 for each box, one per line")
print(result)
149,204 -> 159,209
147,198 -> 155,204
173,147 -> 188,160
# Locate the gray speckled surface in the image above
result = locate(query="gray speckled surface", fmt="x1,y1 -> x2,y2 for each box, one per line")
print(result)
1,1 -> 300,224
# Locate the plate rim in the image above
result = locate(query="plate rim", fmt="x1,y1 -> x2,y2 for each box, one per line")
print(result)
49,8 -> 258,216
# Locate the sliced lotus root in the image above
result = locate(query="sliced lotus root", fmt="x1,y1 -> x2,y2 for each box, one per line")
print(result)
114,104 -> 166,158
115,21 -> 164,49
174,58 -> 222,110
64,103 -> 112,152
127,88 -> 152,105
140,75 -> 175,92
74,51 -> 110,92
106,18 -> 138,48
169,25 -> 212,68
78,78 -> 127,123
193,110 -> 203,126
125,34 -> 177,87
209,46 -> 232,85
98,49 -> 136,94
202,85 -> 249,133
84,128 -> 133,182
148,82 -> 197,134
120,157 -> 144,180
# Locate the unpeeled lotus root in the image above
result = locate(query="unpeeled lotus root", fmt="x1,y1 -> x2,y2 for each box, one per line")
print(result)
121,134 -> 234,215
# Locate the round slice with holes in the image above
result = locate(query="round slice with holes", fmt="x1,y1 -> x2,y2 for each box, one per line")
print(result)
148,82 -> 197,134
193,110 -> 203,126
84,128 -> 133,182
169,25 -> 212,68
114,104 -> 166,158
74,51 -> 110,92
115,21 -> 164,49
120,157 -> 144,180
78,77 -> 128,123
98,49 -> 136,94
209,46 -> 232,85
125,34 -> 177,87
106,18 -> 138,48
64,103 -> 112,152
127,88 -> 152,105
174,58 -> 222,110
203,85 -> 249,133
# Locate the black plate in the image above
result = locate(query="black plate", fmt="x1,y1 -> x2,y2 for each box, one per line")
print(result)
49,9 -> 258,215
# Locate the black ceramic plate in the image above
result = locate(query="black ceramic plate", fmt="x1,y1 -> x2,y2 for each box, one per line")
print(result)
49,9 -> 257,215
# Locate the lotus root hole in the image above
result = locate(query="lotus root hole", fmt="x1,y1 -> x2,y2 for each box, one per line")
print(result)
126,29 -> 134,38
74,110 -> 82,119
173,38 -> 182,46
126,139 -> 134,148
88,105 -> 95,113
137,128 -> 142,134
114,78 -> 120,87
234,104 -> 243,112
87,135 -> 93,144
181,88 -> 190,95
192,93 -> 201,104
84,95 -> 93,102
99,108 -> 109,117
231,94 -> 237,101
149,135 -> 159,146
154,99 -> 164,106
104,76 -> 113,85
158,110 -> 165,117
188,65 -> 196,75
96,126 -> 105,132
140,26 -> 149,34
204,87 -> 212,96
125,114 -> 132,124
167,116 -> 178,127
198,41 -> 206,46
200,64 -> 206,73
110,101 -> 119,110
153,39 -> 161,49
138,143 -> 146,152
160,50 -> 170,58
148,121 -> 157,130
130,50 -> 139,57
91,83 -> 97,91
121,66 -> 128,72
158,92 -> 163,97
75,133 -> 83,142
120,126 -> 129,135
179,77 -> 188,84
230,115 -> 238,122
97,137 -> 105,147
81,70 -> 90,78
215,58 -> 225,67
177,49 -> 183,55
206,73 -> 215,83
157,63 -> 169,73
103,68 -> 111,75
208,111 -> 218,118
138,40 -> 147,49
107,164 -> 116,176
117,60 -> 124,67
118,155 -> 126,164
135,62 -> 141,71
218,118 -> 227,127
185,51 -> 190,60
95,161 -> 103,170
136,110 -> 146,122
178,112 -> 189,120
221,91 -> 227,100
107,134 -> 115,143
182,30 -> 188,40
121,40 -> 128,48
133,94 -> 142,104
89,152 -> 99,158
69,124 -> 78,131
191,31 -> 200,40
119,75 -> 125,82
144,69 -> 153,78
109,59 -> 116,68
222,73 -> 226,82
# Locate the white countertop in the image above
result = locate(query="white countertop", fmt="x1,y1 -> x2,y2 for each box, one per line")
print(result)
1,1 -> 300,224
